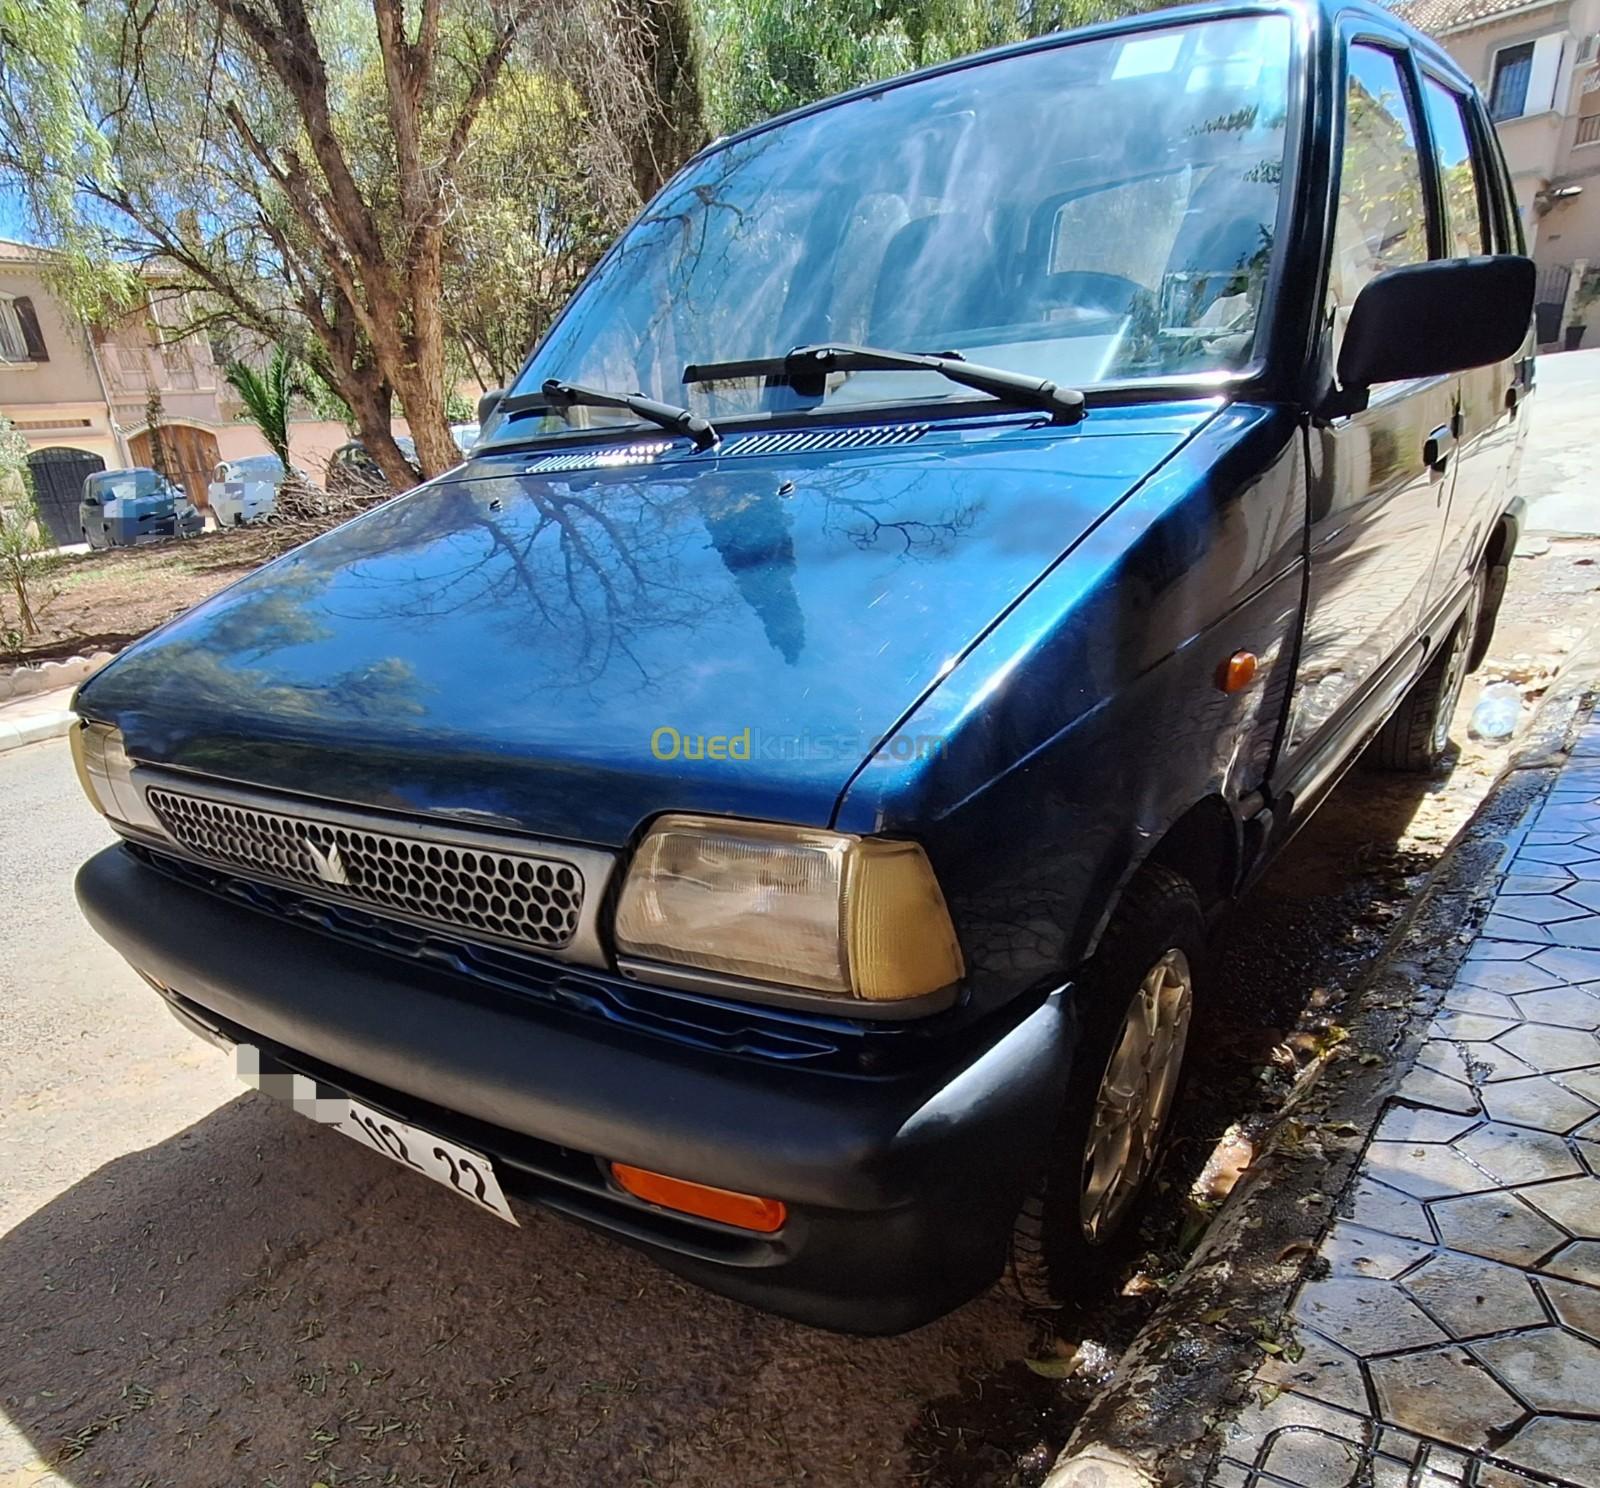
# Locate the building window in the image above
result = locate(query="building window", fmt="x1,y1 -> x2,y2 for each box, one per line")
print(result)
1490,42 -> 1536,119
0,296 -> 29,362
0,293 -> 47,363
1489,35 -> 1570,121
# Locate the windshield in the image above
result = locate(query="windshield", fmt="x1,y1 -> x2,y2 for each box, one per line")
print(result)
94,471 -> 169,502
228,455 -> 285,480
508,15 -> 1294,434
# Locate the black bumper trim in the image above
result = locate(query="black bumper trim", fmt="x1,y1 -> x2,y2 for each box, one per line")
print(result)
79,843 -> 1074,1332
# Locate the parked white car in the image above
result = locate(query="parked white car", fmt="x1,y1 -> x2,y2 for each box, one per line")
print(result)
207,454 -> 307,527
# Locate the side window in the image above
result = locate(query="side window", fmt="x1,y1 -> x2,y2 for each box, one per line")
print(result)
1422,79 -> 1487,257
1328,45 -> 1431,355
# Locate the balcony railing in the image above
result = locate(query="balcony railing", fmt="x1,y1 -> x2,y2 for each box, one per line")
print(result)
1578,113 -> 1600,147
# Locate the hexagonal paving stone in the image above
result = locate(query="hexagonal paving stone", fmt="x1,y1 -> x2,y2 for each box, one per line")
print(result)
1501,873 -> 1577,896
1464,1043 -> 1541,1083
1475,1327 -> 1600,1413
1483,916 -> 1554,943
1480,1074 -> 1599,1134
1398,1064 -> 1483,1117
1556,878 -> 1600,913
1547,1240 -> 1600,1287
1499,1416 -> 1600,1488
1347,1178 -> 1435,1244
1495,894 -> 1593,926
1294,1276 -> 1447,1356
1321,1222 -> 1434,1281
1432,1011 -> 1522,1042
1459,960 -> 1555,992
1419,1039 -> 1477,1081
1564,1067 -> 1600,1104
1431,1191 -> 1565,1266
1514,843 -> 1600,866
1517,1175 -> 1600,1237
1255,1328 -> 1369,1415
1512,985 -> 1600,1030
1530,946 -> 1600,983
1369,1346 -> 1522,1451
1402,1253 -> 1545,1339
1375,1105 -> 1481,1144
1453,1123 -> 1586,1185
1366,1141 -> 1499,1200
1496,1022 -> 1600,1074
1543,1276 -> 1600,1341
1441,985 -> 1523,1020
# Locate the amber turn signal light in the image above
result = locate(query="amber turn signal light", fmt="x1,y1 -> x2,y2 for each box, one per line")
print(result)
1218,650 -> 1258,693
610,1162 -> 788,1233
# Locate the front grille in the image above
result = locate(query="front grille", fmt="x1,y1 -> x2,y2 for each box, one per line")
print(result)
146,788 -> 585,951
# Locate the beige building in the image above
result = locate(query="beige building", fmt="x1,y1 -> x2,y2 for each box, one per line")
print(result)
0,240 -> 359,543
1396,0 -> 1600,348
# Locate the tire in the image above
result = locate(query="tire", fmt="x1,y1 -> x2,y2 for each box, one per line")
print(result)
1009,866 -> 1205,1307
1369,568 -> 1484,774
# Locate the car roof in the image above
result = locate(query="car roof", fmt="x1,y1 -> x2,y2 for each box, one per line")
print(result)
690,0 -> 1473,164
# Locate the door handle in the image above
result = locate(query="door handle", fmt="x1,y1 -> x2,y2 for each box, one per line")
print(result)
1424,424 -> 1455,473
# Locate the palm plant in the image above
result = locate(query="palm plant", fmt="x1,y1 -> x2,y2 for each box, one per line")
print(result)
223,345 -> 295,471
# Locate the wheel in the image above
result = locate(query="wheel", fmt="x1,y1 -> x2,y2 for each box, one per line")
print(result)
1369,568 -> 1484,773
1009,866 -> 1204,1306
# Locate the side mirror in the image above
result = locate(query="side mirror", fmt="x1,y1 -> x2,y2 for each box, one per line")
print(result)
477,386 -> 505,427
1332,255 -> 1534,409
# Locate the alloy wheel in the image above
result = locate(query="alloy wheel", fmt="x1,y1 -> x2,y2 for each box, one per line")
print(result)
1079,947 -> 1194,1243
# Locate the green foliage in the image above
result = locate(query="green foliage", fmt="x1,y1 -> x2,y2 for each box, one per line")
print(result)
224,347 -> 296,470
698,0 -> 1177,133
0,415 -> 58,650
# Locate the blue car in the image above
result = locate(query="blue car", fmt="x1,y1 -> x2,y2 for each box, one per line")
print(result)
80,467 -> 203,549
70,0 -> 1534,1332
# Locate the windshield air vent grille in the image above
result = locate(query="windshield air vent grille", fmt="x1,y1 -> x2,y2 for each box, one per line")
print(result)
524,440 -> 675,475
721,424 -> 929,458
146,787 -> 586,952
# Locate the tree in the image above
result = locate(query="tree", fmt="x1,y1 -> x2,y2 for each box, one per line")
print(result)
699,0 -> 1177,132
0,415 -> 57,649
224,346 -> 296,471
1,0 -> 702,490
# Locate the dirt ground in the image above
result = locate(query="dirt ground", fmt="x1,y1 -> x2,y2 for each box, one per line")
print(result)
3,540 -> 1598,1488
3,511 -> 369,667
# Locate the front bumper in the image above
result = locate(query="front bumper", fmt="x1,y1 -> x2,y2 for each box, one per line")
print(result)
77,844 -> 1072,1332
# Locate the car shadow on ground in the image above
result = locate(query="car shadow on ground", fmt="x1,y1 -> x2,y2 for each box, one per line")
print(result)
0,1086 -> 1032,1488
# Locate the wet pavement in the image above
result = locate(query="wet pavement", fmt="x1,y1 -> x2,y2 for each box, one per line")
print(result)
1213,720 -> 1600,1488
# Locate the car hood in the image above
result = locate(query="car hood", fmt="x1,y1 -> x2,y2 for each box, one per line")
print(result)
80,405 -> 1216,845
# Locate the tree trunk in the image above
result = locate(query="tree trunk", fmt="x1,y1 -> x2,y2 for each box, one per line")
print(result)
342,377 -> 416,494
626,0 -> 709,202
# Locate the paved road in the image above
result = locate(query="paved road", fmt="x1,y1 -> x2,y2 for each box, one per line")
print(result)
1524,348 -> 1600,537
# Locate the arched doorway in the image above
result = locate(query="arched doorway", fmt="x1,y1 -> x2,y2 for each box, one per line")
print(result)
130,424 -> 221,510
26,447 -> 106,547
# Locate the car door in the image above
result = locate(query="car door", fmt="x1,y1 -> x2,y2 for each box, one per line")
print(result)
1419,71 -> 1518,607
1281,36 -> 1458,783
80,480 -> 107,548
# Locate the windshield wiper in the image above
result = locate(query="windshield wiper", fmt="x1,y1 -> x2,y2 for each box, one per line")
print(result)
682,343 -> 1087,424
502,379 -> 718,450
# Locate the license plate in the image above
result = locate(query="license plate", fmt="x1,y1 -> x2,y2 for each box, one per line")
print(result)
236,1045 -> 519,1225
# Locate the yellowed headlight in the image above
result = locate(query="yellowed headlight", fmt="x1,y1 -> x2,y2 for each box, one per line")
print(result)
613,814 -> 964,1007
69,718 -> 163,834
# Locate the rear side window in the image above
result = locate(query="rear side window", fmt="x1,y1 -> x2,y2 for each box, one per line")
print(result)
1422,78 -> 1486,257
1328,45 -> 1430,355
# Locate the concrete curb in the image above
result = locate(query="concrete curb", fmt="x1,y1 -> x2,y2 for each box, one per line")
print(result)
0,709 -> 76,755
1043,649 -> 1600,1488
0,650 -> 115,704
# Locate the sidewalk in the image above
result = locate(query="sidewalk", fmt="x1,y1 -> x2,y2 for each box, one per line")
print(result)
0,684 -> 78,752
1213,722 -> 1600,1488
